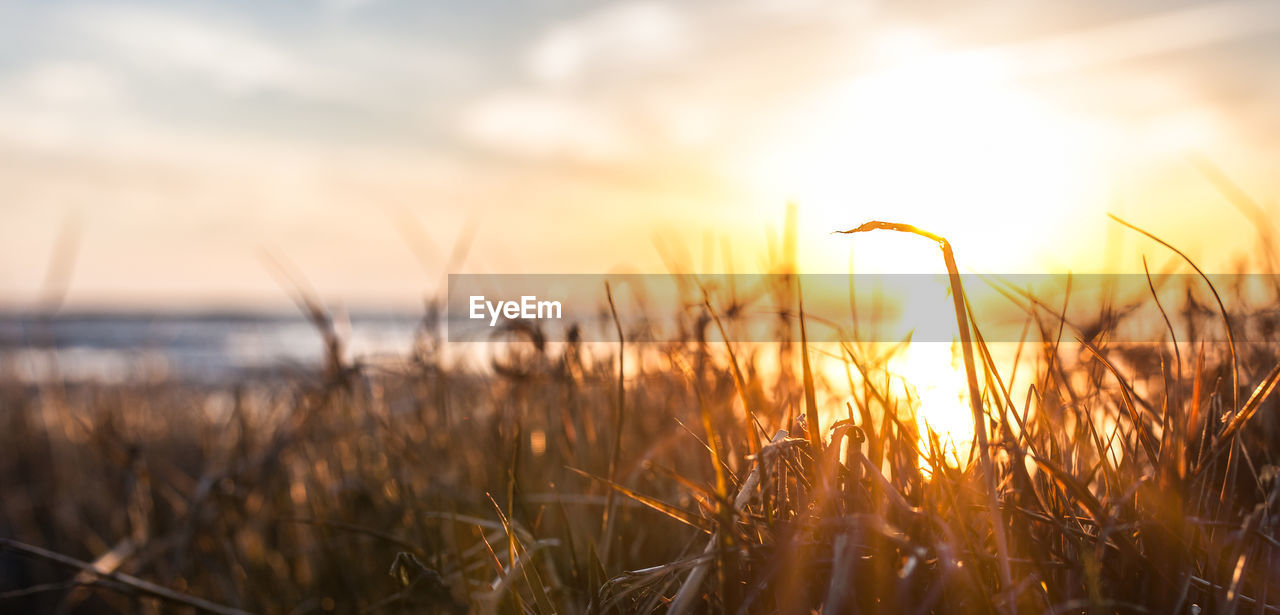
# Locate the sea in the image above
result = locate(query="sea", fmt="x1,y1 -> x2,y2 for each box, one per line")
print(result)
0,311 -> 426,385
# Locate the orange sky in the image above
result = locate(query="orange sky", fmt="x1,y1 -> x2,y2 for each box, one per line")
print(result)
3,0 -> 1280,309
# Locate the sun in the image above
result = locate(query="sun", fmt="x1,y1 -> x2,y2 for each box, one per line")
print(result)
734,44 -> 1113,451
888,341 -> 976,470
741,47 -> 1110,273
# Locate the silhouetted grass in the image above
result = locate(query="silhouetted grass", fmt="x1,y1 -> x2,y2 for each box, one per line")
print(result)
3,219 -> 1280,614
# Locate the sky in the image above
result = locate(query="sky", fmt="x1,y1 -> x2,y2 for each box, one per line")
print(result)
3,0 -> 1280,309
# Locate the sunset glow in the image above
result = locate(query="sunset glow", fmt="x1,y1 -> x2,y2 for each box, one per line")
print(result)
752,51 -> 1108,271
891,341 -> 977,467
7,2 -> 1280,612
4,1 -> 1278,307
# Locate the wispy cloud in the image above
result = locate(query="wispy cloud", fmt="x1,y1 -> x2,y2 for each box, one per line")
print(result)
459,91 -> 634,162
68,6 -> 320,97
1,0 -> 1279,304
526,1 -> 690,86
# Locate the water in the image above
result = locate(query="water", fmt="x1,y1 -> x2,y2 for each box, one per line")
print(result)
0,311 -> 425,384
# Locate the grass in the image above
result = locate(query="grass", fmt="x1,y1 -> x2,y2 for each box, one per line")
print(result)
2,218 -> 1280,614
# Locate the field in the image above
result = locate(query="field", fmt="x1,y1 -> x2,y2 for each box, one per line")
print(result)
3,221 -> 1279,615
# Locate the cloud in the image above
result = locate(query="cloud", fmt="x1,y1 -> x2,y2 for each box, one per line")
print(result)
952,0 -> 1280,82
67,5 -> 321,97
0,58 -> 136,154
458,91 -> 632,162
458,2 -> 760,163
455,0 -> 889,165
4,0 -> 1279,303
323,0 -> 381,14
11,61 -> 125,107
526,1 -> 690,86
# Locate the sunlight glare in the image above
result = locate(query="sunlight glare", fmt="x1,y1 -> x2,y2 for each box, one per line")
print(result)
889,341 -> 975,469
747,47 -> 1110,272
